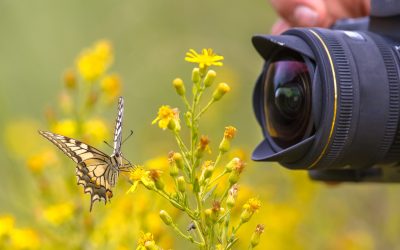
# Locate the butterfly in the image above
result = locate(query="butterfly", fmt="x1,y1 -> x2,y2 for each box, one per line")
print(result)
39,96 -> 132,211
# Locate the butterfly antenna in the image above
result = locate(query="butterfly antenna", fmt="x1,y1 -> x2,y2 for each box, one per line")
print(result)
122,130 -> 134,145
103,141 -> 113,149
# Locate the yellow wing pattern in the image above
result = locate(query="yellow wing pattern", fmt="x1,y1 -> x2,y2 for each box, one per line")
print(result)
38,130 -> 117,211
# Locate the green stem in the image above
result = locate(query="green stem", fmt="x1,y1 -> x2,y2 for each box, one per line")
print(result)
182,95 -> 191,111
208,169 -> 228,187
154,189 -> 196,219
170,222 -> 202,245
195,99 -> 215,120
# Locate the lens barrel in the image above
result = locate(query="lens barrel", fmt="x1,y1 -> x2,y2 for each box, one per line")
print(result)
252,27 -> 400,172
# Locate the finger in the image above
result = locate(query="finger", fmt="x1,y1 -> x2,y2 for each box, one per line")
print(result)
269,0 -> 328,27
271,18 -> 291,35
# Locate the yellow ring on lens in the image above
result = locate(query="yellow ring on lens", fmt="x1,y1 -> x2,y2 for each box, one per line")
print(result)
307,29 -> 337,169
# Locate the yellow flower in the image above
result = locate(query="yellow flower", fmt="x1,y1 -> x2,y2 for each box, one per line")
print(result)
82,118 -> 109,145
128,166 -> 155,192
101,74 -> 122,104
76,40 -> 113,82
185,48 -> 224,69
43,202 -> 74,226
224,126 -> 237,139
245,197 -> 261,213
0,215 -> 15,237
136,232 -> 157,250
52,119 -> 78,138
152,106 -> 180,131
9,228 -> 40,249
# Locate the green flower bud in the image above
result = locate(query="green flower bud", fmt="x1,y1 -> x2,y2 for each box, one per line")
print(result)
204,70 -> 216,88
205,208 -> 212,226
177,176 -> 186,193
173,78 -> 186,96
250,224 -> 265,247
149,170 -> 164,190
229,171 -> 240,185
219,137 -> 230,153
240,205 -> 252,223
192,67 -> 200,84
159,210 -> 173,226
212,82 -> 230,101
225,157 -> 240,172
173,152 -> 184,170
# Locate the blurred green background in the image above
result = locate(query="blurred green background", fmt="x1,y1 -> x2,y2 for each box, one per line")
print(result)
1,0 -> 400,249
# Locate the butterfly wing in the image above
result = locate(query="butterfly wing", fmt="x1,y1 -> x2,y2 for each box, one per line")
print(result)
113,96 -> 124,155
38,130 -> 117,211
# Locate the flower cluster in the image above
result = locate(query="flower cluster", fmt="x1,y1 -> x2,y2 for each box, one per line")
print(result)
0,215 -> 40,249
2,41 -> 174,249
128,48 -> 264,249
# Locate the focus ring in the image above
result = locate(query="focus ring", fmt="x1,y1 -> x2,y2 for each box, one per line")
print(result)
317,31 -> 354,167
372,35 -> 400,162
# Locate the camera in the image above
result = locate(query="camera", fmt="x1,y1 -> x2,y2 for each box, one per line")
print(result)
252,1 -> 400,182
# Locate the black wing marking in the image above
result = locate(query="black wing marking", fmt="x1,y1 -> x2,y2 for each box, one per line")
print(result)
39,130 -> 117,211
113,96 -> 124,155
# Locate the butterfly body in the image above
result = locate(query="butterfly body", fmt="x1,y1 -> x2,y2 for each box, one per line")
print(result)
39,97 -> 129,211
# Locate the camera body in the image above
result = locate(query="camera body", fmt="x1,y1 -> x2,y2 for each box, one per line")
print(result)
252,1 -> 400,182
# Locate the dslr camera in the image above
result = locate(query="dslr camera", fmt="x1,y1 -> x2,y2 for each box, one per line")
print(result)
252,1 -> 400,182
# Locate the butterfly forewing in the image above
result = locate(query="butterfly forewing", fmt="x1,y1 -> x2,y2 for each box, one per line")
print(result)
38,130 -> 117,211
113,97 -> 124,155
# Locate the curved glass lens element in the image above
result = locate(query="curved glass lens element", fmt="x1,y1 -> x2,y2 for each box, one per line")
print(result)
264,58 -> 313,149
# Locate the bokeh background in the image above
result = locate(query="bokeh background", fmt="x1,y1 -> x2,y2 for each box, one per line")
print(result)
1,0 -> 399,249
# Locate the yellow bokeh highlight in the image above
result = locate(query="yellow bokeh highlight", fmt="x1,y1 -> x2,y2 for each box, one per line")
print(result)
76,40 -> 113,82
101,74 -> 122,104
0,215 -> 15,237
9,228 -> 40,250
43,202 -> 74,226
52,119 -> 78,138
26,149 -> 58,173
82,118 -> 109,145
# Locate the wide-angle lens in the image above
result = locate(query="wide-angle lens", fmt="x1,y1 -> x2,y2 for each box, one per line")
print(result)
264,57 -> 313,149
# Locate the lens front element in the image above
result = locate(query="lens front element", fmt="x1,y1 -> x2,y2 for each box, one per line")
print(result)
264,58 -> 313,149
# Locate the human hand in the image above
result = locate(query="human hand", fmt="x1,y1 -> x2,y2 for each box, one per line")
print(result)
270,0 -> 370,34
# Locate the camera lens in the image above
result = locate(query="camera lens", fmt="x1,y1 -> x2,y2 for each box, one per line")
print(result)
264,57 -> 313,149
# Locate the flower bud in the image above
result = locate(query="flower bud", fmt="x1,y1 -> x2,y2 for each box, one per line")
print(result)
219,138 -> 230,153
228,158 -> 245,184
159,210 -> 173,226
205,208 -> 212,226
228,171 -> 240,185
212,82 -> 230,101
200,161 -> 214,183
173,78 -> 186,96
226,184 -> 238,209
173,152 -> 184,170
204,70 -> 216,88
149,170 -> 164,190
63,69 -> 77,90
225,157 -> 242,172
195,135 -> 210,158
240,204 -> 252,223
250,224 -> 265,247
169,162 -> 179,177
192,67 -> 200,84
177,176 -> 186,193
